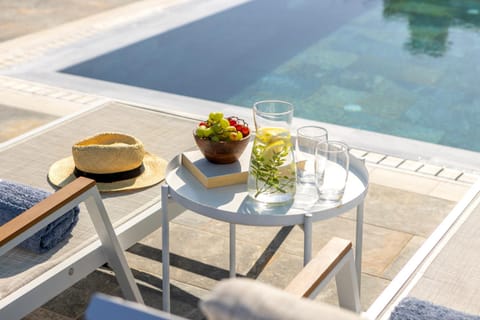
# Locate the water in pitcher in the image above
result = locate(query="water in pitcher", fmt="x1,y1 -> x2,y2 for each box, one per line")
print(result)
247,124 -> 296,205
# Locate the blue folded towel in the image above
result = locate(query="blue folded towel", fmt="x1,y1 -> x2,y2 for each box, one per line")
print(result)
390,297 -> 480,320
0,180 -> 80,254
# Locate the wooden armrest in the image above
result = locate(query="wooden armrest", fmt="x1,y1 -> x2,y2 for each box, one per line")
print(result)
0,177 -> 96,247
284,237 -> 352,297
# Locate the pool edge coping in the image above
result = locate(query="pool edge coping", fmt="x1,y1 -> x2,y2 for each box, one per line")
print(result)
1,78 -> 480,320
1,73 -> 477,190
1,0 -> 478,174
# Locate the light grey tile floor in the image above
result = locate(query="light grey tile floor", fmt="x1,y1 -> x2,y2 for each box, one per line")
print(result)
26,180 -> 457,319
0,1 -> 477,319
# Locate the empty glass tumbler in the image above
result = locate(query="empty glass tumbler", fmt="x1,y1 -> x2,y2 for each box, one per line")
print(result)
247,100 -> 296,205
315,141 -> 349,203
295,126 -> 328,206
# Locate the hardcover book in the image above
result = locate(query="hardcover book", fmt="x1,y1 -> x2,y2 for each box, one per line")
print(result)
181,144 -> 252,189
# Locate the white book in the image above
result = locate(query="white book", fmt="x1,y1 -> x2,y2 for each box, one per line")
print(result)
181,144 -> 252,189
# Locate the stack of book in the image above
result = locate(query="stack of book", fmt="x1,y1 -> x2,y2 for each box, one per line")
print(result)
181,143 -> 252,188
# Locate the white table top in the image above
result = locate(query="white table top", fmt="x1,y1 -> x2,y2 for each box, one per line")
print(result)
165,153 -> 369,226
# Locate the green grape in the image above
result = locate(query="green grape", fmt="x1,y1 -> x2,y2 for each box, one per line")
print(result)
220,118 -> 229,129
204,127 -> 213,137
212,124 -> 223,134
228,131 -> 243,141
209,112 -> 223,122
196,126 -> 207,138
197,112 -> 249,142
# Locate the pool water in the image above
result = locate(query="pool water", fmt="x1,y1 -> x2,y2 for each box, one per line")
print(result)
62,0 -> 480,152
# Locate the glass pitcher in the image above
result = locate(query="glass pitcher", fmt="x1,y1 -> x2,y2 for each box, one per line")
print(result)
247,100 -> 296,205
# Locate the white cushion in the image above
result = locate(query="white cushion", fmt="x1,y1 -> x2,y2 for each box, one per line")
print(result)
200,278 -> 363,320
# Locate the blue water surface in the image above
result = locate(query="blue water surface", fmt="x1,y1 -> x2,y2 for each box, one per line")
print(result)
62,0 -> 480,152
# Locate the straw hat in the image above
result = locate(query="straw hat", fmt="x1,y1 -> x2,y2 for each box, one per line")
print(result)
48,132 -> 167,192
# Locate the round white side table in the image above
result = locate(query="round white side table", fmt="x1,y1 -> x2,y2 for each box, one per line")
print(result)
161,153 -> 369,311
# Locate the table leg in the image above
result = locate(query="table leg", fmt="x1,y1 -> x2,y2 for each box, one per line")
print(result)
303,213 -> 313,266
161,184 -> 170,312
230,223 -> 236,277
355,203 -> 364,290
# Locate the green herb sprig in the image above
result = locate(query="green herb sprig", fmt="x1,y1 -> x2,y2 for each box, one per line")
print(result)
250,144 -> 296,198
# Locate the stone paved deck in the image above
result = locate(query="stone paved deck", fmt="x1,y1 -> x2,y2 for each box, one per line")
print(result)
0,1 -> 479,320
23,173 -> 467,319
7,94 -> 472,319
0,0 -> 141,42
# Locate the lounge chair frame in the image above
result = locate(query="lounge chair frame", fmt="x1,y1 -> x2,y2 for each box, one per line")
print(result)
85,237 -> 361,319
285,237 -> 361,312
0,102 -> 196,319
0,177 -> 143,319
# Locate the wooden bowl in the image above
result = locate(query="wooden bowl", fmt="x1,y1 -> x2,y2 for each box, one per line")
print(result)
193,133 -> 250,164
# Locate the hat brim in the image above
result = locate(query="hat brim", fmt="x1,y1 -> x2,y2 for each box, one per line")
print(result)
48,152 -> 167,192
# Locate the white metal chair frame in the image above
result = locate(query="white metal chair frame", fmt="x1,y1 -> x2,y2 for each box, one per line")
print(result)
85,237 -> 361,320
284,237 -> 361,312
0,177 -> 143,319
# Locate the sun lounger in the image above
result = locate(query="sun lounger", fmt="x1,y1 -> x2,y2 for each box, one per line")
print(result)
0,177 -> 143,318
0,102 -> 197,319
365,180 -> 480,319
85,238 -> 363,320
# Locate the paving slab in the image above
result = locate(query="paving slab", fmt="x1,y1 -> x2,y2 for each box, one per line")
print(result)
0,103 -> 56,142
0,0 -> 141,42
382,235 -> 426,280
0,1 -> 478,319
355,183 -> 455,237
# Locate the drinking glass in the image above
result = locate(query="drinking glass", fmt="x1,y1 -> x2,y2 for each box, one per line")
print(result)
247,100 -> 296,205
294,126 -> 328,206
315,141 -> 349,203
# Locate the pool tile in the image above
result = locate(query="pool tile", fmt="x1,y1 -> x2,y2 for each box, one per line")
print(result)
60,93 -> 84,101
429,182 -> 472,202
364,152 -> 386,164
350,148 -> 368,159
398,159 -> 424,172
437,168 -> 463,180
47,90 -> 71,99
359,80 -> 415,118
457,172 -> 479,184
417,164 -> 443,176
379,156 -> 404,168
401,64 -> 443,86
369,167 -> 439,195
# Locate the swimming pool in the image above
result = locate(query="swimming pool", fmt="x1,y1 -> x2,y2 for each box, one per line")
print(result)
56,0 -> 480,153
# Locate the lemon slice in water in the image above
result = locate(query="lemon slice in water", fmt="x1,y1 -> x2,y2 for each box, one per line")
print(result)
263,140 -> 286,161
256,127 -> 288,144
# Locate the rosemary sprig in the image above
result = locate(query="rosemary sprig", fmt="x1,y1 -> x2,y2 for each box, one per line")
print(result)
250,143 -> 295,198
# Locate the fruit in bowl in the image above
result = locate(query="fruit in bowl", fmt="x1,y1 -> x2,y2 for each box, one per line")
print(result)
194,112 -> 251,164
